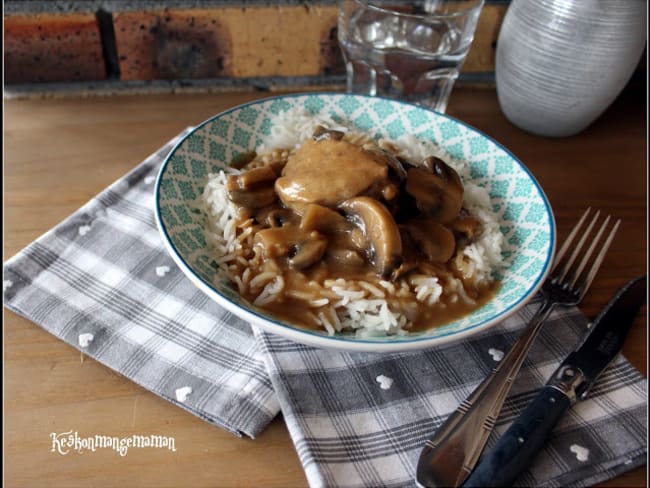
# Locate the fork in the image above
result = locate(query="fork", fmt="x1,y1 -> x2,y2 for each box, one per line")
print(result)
415,208 -> 620,488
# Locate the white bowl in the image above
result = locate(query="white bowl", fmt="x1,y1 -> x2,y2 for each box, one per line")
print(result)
155,93 -> 555,353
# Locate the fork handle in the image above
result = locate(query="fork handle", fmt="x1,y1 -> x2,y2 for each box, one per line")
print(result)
416,299 -> 556,488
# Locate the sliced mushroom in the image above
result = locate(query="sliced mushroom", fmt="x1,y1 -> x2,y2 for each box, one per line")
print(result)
389,188 -> 420,224
449,215 -> 483,246
391,227 -> 419,280
300,203 -> 366,252
381,183 -> 399,201
253,226 -> 294,258
328,229 -> 366,254
339,196 -> 403,277
288,234 -> 328,270
360,148 -> 407,207
227,186 -> 277,208
253,226 -> 327,270
312,125 -> 345,142
405,157 -> 463,223
417,260 -> 452,280
269,159 -> 288,176
229,150 -> 257,170
391,260 -> 419,281
300,203 -> 348,233
324,248 -> 366,268
226,166 -> 278,208
235,165 -> 277,190
420,156 -> 437,173
255,207 -> 298,228
366,147 -> 408,181
402,218 -> 456,263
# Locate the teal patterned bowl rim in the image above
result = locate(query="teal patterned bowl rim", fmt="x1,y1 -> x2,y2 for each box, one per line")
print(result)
155,92 -> 556,353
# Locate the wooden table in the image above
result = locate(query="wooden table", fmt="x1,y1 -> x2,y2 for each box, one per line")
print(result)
5,87 -> 647,487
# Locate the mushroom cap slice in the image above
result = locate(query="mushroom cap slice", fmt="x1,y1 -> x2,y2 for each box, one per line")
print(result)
300,203 -> 349,233
226,167 -> 278,208
405,158 -> 463,223
366,147 -> 408,181
402,219 -> 456,264
253,227 -> 327,270
234,165 -> 277,190
300,203 -> 366,252
253,226 -> 294,258
449,214 -> 483,245
288,235 -> 328,270
229,150 -> 257,170
339,196 -> 403,278
255,207 -> 299,228
324,248 -> 366,268
312,125 -> 345,142
227,186 -> 277,208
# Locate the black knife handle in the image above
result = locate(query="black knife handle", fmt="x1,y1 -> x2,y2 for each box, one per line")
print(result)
462,386 -> 571,487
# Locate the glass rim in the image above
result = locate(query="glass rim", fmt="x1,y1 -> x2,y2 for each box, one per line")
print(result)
347,0 -> 485,19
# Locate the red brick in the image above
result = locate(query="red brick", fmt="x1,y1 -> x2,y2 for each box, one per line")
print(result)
113,6 -> 342,81
113,10 -> 232,81
4,13 -> 106,84
223,5 -> 337,78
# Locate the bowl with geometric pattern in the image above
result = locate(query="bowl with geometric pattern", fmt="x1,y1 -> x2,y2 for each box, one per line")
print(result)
155,93 -> 555,352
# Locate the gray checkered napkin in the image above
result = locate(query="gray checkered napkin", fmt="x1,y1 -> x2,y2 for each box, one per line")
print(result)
4,133 -> 646,488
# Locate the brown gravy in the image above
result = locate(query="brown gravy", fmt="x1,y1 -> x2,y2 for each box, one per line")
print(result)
218,127 -> 500,335
252,268 -> 499,332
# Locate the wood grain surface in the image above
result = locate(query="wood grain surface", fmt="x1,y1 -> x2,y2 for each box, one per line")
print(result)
4,87 -> 647,487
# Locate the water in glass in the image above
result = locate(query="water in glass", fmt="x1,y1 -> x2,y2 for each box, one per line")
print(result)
338,1 -> 483,113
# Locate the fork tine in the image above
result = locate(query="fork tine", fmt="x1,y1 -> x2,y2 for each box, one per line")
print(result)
557,209 -> 600,281
553,207 -> 590,268
577,219 -> 620,299
569,215 -> 611,288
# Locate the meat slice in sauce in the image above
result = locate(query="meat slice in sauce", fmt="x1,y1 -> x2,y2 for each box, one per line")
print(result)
274,138 -> 389,210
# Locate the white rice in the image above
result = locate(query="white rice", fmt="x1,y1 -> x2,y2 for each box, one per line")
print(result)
201,108 -> 505,336
253,276 -> 285,306
410,275 -> 444,306
256,107 -> 348,154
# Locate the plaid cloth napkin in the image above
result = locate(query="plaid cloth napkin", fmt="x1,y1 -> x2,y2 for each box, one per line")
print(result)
4,133 -> 647,487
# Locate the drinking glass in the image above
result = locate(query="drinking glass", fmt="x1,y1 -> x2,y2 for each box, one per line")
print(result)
337,0 -> 484,113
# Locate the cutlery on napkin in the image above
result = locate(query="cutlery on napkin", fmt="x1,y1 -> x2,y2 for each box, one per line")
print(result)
463,275 -> 647,487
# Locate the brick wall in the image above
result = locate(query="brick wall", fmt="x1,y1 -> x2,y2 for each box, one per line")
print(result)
5,1 -> 646,96
5,11 -> 107,84
4,0 -> 514,92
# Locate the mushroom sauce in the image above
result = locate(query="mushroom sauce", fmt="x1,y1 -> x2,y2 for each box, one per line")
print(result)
211,125 -> 499,334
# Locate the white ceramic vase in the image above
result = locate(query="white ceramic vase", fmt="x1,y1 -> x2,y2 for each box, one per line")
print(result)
495,0 -> 647,137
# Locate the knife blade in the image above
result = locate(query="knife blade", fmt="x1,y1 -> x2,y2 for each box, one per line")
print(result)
462,275 -> 647,488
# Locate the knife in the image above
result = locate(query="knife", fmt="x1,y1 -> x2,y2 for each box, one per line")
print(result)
462,275 -> 647,488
